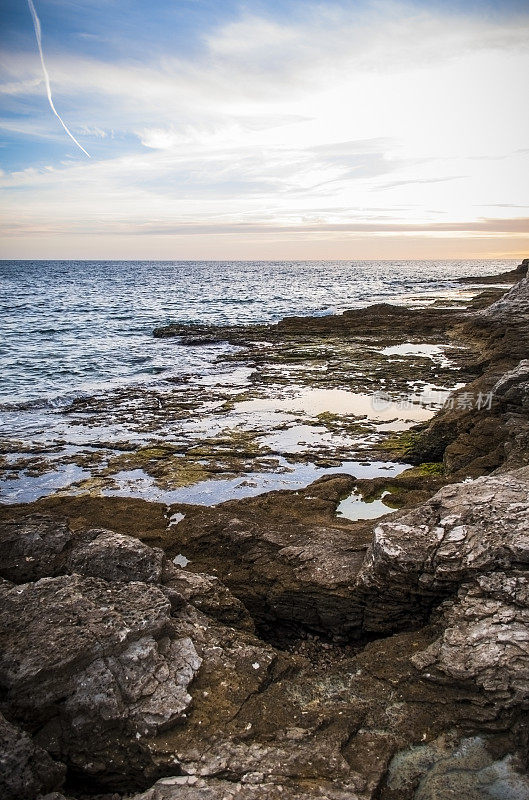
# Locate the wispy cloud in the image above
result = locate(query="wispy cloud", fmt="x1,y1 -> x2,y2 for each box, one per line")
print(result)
26,0 -> 90,157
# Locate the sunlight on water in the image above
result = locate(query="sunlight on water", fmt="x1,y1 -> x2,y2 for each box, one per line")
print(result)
235,387 -> 435,422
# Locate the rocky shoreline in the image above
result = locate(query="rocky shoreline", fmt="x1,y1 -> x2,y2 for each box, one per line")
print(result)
1,261 -> 529,800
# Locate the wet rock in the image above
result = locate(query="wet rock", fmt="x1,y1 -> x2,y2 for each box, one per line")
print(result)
153,303 -> 463,345
0,712 -> 66,800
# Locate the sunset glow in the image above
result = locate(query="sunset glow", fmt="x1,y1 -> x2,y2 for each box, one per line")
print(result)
1,0 -> 528,259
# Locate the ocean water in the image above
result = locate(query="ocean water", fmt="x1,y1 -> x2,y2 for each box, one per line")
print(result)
0,259 -> 515,504
0,259 -> 514,408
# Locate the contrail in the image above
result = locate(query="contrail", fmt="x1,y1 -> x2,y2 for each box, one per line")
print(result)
27,0 -> 91,157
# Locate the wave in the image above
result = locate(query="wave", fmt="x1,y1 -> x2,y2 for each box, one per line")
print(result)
0,390 -> 93,413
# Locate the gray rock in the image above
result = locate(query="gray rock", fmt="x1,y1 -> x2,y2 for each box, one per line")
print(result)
130,775 -> 362,799
412,572 -> 529,710
162,562 -> 255,631
479,273 -> 529,321
165,487 -> 368,638
494,359 -> 529,412
2,459 -> 529,799
384,733 -> 529,800
0,712 -> 65,800
64,528 -> 166,584
0,516 -> 72,583
0,516 -> 166,585
0,575 -> 201,784
357,466 -> 529,631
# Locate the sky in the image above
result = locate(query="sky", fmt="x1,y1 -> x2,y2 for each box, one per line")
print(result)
0,0 -> 528,260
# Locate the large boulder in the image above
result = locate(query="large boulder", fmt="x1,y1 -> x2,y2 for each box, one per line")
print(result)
0,516 -> 165,584
0,574 -> 201,787
412,572 -> 529,710
357,466 -> 529,631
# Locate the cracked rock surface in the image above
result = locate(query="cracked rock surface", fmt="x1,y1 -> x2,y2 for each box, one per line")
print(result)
357,466 -> 529,632
2,464 -> 529,799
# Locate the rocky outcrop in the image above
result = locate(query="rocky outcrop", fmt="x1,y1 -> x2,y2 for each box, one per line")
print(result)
2,471 -> 529,798
155,475 -> 369,640
413,572 -> 529,710
2,267 -> 529,799
457,257 -> 528,284
153,300 -> 465,344
357,466 -> 529,631
478,270 -> 529,321
0,572 -> 201,788
406,271 -> 529,475
0,713 -> 65,800
0,516 -> 166,584
494,359 -> 529,412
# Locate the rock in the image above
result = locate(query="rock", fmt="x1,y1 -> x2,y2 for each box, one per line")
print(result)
155,476 -> 374,639
479,272 -> 529,321
0,574 -> 201,787
38,795 -> 73,800
357,466 -> 529,632
382,732 -> 529,800
0,516 -> 166,585
153,302 -> 463,344
4,259 -> 529,800
64,528 -> 166,584
129,775 -> 361,799
161,562 -> 255,632
457,258 -> 528,285
412,572 -> 529,710
163,510 -> 367,637
0,516 -> 72,583
2,463 -> 529,797
494,359 -> 529,411
404,269 -> 529,475
0,713 -> 65,800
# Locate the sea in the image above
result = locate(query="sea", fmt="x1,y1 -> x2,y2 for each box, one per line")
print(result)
0,259 -> 515,504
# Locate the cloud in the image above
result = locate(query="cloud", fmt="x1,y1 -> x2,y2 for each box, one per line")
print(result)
380,176 -> 466,190
26,0 -> 91,157
1,0 -> 529,257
